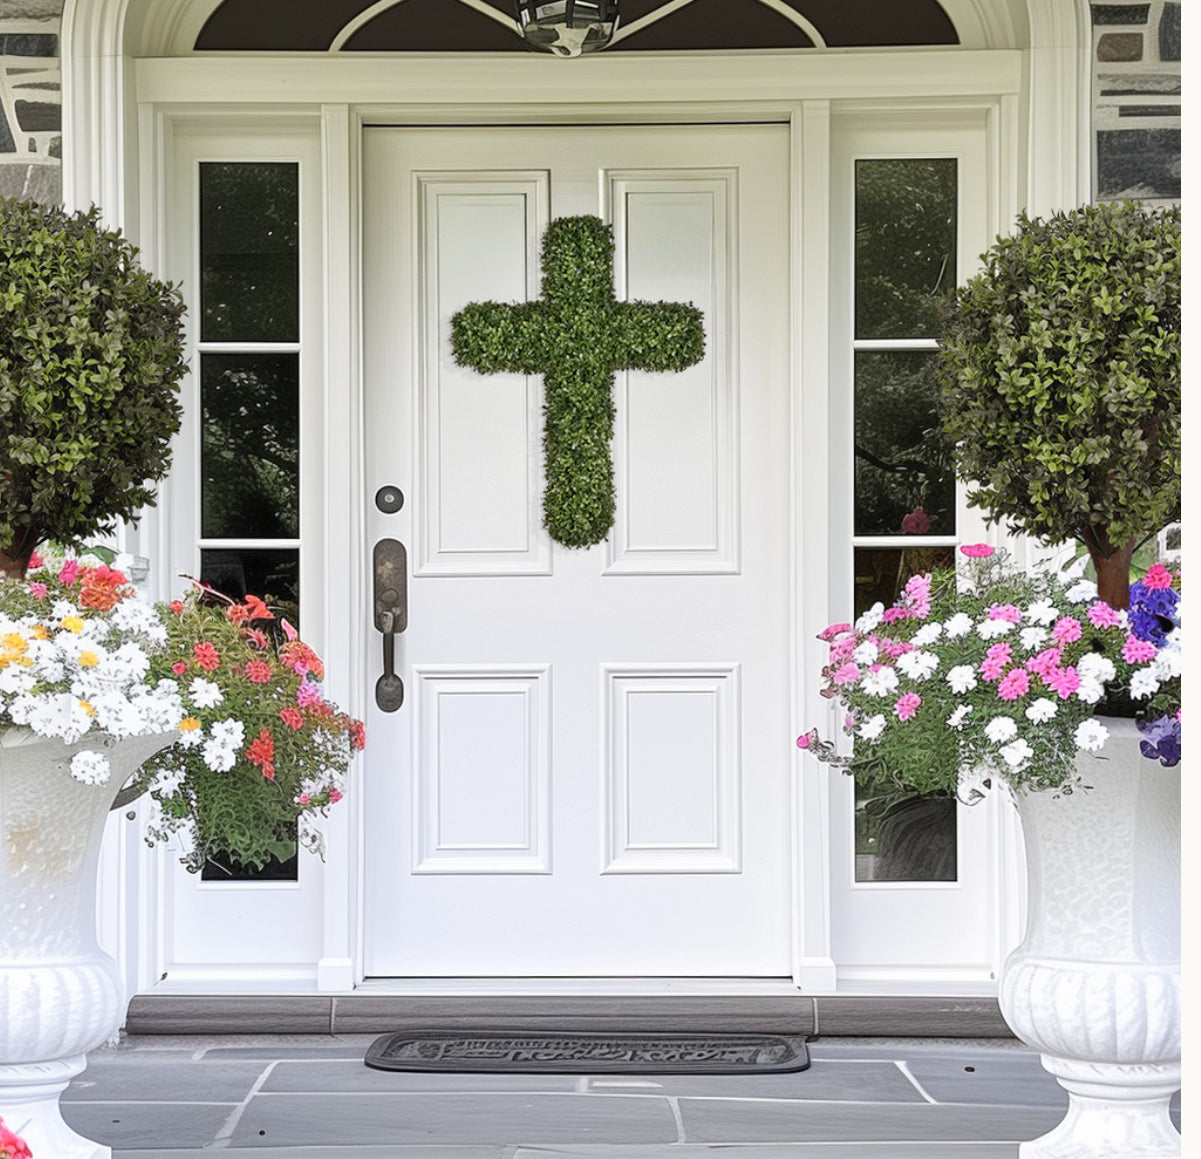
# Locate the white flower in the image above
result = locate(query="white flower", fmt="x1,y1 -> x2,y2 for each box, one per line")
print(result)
977,618 -> 1015,640
1066,579 -> 1098,604
151,767 -> 187,795
1076,653 -> 1117,683
1025,600 -> 1059,626
911,622 -> 944,646
858,714 -> 886,741
860,667 -> 900,697
896,650 -> 940,680
1153,642 -> 1182,679
70,749 -> 111,786
1129,669 -> 1162,700
178,725 -> 204,749
1074,718 -> 1109,752
188,678 -> 223,710
853,641 -> 880,665
984,716 -> 1018,744
1025,697 -> 1059,723
1000,738 -> 1034,769
944,613 -> 973,638
201,718 -> 245,773
209,718 -> 245,749
1075,679 -> 1105,705
948,705 -> 972,730
946,665 -> 978,694
1019,626 -> 1049,651
202,737 -> 238,772
855,602 -> 885,633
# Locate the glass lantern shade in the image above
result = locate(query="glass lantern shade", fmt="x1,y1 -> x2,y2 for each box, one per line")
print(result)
514,0 -> 619,56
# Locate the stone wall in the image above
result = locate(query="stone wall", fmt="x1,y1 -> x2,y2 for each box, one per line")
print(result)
0,2 -> 1184,210
0,0 -> 61,204
1091,1 -> 1182,205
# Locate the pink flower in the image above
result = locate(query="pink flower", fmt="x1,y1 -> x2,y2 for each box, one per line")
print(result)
880,638 -> 914,659
28,581 -> 47,599
58,558 -> 80,585
281,618 -> 299,642
894,692 -> 922,720
832,662 -> 861,685
988,603 -> 1022,623
297,679 -> 323,708
960,543 -> 994,558
997,669 -> 1030,701
1087,601 -> 1122,628
279,706 -> 304,730
171,661 -> 188,676
1044,666 -> 1081,699
329,788 -> 344,804
1122,635 -> 1158,664
1051,616 -> 1083,644
882,606 -> 909,623
28,550 -> 44,569
980,644 -> 1012,682
986,642 -> 1013,664
901,507 -> 932,534
1142,563 -> 1175,590
795,733 -> 812,749
818,622 -> 853,642
1026,647 -> 1063,677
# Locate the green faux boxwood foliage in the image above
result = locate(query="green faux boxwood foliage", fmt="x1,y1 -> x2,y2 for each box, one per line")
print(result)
451,215 -> 705,548
0,200 -> 187,578
937,201 -> 1180,609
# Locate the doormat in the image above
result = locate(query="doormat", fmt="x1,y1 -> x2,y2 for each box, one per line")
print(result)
364,1030 -> 809,1074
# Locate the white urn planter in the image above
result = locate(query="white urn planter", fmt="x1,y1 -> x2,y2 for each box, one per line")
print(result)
0,727 -> 174,1159
999,717 -> 1181,1158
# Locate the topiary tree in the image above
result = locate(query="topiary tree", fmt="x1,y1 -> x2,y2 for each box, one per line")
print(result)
0,200 -> 187,579
937,201 -> 1180,610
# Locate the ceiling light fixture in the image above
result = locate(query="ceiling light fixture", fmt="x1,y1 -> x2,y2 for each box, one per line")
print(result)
514,1 -> 619,57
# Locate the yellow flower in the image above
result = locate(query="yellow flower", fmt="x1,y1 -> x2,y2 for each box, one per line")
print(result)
79,650 -> 100,668
61,616 -> 85,633
2,632 -> 26,653
31,624 -> 49,640
80,700 -> 96,717
180,717 -> 201,732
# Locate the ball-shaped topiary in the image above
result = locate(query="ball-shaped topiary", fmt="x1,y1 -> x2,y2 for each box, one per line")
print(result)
0,200 -> 187,579
937,201 -> 1180,609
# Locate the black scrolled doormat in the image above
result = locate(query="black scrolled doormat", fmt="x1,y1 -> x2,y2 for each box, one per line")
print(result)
365,1030 -> 809,1074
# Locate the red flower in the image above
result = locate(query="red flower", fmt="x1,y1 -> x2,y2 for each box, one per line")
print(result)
329,788 -> 344,804
169,599 -> 184,614
78,564 -> 129,611
171,661 -> 188,676
279,707 -> 304,730
243,594 -> 274,620
243,628 -> 270,650
28,550 -> 44,568
193,641 -> 221,671
900,506 -> 931,534
280,640 -> 325,681
349,719 -> 367,751
244,659 -> 273,684
246,728 -> 275,777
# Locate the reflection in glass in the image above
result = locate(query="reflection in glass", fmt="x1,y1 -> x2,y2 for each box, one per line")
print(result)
852,545 -> 958,882
855,158 -> 957,339
201,354 -> 299,540
200,161 -> 299,343
199,547 -> 299,629
854,351 -> 955,537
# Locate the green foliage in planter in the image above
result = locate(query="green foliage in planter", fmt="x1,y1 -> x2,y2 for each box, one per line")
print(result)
451,215 -> 705,548
0,200 -> 187,577
937,201 -> 1180,608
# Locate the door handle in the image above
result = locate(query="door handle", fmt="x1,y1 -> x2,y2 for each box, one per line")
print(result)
373,538 -> 407,712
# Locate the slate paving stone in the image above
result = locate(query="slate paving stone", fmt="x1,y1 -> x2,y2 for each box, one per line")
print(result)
117,1149 -> 507,1159
263,1059 -> 584,1092
591,1060 -> 924,1103
509,1147 -> 1021,1158
230,1092 -> 680,1146
886,1053 -> 1068,1108
677,1098 -> 1066,1144
61,1101 -> 235,1150
65,1057 -> 269,1103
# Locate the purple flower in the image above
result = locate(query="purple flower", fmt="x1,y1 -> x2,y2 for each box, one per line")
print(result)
1137,714 -> 1181,767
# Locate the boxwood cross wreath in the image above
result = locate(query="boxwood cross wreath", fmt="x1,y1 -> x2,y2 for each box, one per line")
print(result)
450,215 -> 706,548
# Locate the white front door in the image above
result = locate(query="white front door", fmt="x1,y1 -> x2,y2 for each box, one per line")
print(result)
362,124 -> 792,977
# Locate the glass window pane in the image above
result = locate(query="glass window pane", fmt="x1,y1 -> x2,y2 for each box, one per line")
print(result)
200,161 -> 299,342
852,544 -> 958,883
854,350 -> 955,537
855,158 -> 957,339
199,547 -> 299,629
201,353 -> 300,540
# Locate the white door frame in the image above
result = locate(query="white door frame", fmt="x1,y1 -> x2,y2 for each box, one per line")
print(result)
58,0 -> 1090,994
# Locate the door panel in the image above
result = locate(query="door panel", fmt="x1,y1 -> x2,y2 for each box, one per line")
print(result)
362,125 -> 791,976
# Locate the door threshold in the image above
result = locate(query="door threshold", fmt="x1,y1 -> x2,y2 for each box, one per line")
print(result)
354,976 -> 804,996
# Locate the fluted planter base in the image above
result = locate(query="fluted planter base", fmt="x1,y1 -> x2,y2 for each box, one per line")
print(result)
998,718 -> 1181,1159
1,728 -> 175,1159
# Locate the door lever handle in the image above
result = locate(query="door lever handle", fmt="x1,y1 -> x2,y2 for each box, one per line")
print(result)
373,539 -> 407,712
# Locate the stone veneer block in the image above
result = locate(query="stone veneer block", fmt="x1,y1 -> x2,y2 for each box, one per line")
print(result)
1099,72 -> 1182,94
0,0 -> 64,15
1118,104 -> 1181,116
1097,127 -> 1181,197
0,33 -> 57,56
1092,3 -> 1150,23
1097,31 -> 1145,59
14,99 -> 59,131
0,161 -> 61,204
1159,3 -> 1181,61
0,104 -> 13,151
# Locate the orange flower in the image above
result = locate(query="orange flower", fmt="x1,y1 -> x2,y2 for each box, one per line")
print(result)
280,640 -> 324,681
78,564 -> 129,611
244,659 -> 273,684
246,727 -> 275,776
